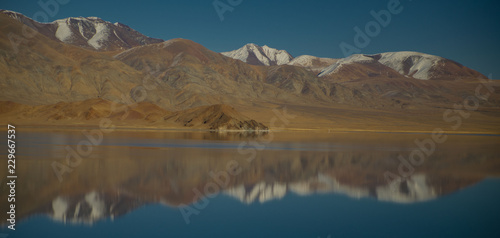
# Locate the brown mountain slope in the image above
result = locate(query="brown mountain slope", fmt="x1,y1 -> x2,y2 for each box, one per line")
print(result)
1,13 -> 499,132
0,14 -> 145,105
114,38 -> 332,108
164,104 -> 267,130
320,60 -> 404,82
0,99 -> 169,124
0,99 -> 268,130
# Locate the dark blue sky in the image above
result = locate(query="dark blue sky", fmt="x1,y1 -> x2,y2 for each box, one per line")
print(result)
2,0 -> 500,77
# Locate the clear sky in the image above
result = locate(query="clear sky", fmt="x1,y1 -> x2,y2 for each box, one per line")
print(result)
2,0 -> 500,77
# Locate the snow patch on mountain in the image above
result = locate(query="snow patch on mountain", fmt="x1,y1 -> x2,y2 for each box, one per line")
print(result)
162,39 -> 175,48
87,22 -> 110,50
318,54 -> 375,77
221,43 -> 293,66
54,19 -> 73,42
113,30 -> 124,43
77,21 -> 88,40
319,51 -> 445,79
0,10 -> 24,21
261,45 -> 293,65
1,11 -> 163,51
287,55 -> 338,72
378,51 -> 443,80
287,55 -> 319,67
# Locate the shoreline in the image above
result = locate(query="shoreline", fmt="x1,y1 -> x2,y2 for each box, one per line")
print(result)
1,124 -> 499,136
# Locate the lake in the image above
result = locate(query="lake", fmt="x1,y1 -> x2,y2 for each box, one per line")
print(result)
1,129 -> 500,238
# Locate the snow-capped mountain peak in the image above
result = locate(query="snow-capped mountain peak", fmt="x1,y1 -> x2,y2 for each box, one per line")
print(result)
50,16 -> 162,50
287,55 -> 339,73
318,54 -> 376,77
317,51 -> 484,80
0,10 -> 163,51
377,51 -> 444,80
50,17 -> 118,50
221,43 -> 293,66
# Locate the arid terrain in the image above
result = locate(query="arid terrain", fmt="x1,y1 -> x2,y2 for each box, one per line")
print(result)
0,11 -> 499,133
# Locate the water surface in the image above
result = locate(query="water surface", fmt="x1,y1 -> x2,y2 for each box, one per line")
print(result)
1,130 -> 500,238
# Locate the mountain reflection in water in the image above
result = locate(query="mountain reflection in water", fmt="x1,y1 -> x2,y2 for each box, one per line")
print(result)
1,130 -> 499,227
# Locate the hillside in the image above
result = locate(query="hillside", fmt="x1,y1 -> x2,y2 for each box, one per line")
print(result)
0,12 -> 499,133
0,99 -> 267,131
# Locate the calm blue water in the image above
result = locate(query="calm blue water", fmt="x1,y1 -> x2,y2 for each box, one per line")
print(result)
1,130 -> 500,238
6,179 -> 500,238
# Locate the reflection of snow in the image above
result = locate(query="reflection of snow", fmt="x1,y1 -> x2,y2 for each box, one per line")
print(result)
48,174 -> 438,225
224,182 -> 287,204
224,173 -> 437,204
85,191 -> 106,221
51,191 -> 107,224
52,196 -> 69,222
376,174 -> 437,203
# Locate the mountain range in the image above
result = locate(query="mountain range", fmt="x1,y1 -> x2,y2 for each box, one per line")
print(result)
221,43 -> 486,81
0,10 -> 499,132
